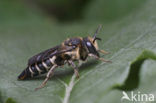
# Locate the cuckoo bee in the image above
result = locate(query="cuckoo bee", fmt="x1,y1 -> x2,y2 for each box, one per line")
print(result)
18,25 -> 111,90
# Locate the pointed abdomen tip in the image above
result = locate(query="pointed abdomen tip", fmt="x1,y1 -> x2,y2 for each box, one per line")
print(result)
18,70 -> 27,80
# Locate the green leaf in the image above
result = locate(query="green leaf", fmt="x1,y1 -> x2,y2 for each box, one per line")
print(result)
0,0 -> 156,103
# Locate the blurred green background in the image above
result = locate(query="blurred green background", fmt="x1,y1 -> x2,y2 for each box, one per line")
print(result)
0,0 -> 146,23
1,0 -> 156,103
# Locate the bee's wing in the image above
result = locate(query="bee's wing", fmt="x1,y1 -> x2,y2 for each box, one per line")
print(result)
28,45 -> 60,65
28,45 -> 75,66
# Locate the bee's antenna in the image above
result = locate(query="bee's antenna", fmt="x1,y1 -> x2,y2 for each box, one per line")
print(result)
93,25 -> 102,43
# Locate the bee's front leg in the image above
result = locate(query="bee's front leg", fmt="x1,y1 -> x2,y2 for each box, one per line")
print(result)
68,60 -> 80,78
88,54 -> 112,63
35,65 -> 57,91
98,49 -> 109,54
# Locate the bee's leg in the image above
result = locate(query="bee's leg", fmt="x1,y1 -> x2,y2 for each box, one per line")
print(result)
68,60 -> 80,78
35,65 -> 57,91
78,60 -> 83,67
88,54 -> 112,63
98,49 -> 109,54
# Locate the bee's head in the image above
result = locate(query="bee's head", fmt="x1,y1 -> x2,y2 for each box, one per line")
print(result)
83,25 -> 102,57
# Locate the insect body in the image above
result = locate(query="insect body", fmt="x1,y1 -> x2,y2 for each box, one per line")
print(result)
18,25 -> 111,90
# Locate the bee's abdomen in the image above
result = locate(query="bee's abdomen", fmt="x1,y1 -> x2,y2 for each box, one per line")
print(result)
18,57 -> 55,80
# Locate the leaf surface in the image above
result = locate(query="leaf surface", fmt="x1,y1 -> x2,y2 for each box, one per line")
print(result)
0,0 -> 156,103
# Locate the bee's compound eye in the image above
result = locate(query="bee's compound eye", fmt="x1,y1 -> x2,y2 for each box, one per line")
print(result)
72,45 -> 76,48
86,42 -> 91,47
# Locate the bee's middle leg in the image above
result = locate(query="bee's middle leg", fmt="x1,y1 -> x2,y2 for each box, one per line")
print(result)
35,65 -> 57,91
68,60 -> 80,78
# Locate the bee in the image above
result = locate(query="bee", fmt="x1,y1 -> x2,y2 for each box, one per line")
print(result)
18,25 -> 111,90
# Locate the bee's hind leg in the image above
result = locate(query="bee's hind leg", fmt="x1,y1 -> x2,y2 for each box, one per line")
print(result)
89,54 -> 112,63
35,65 -> 57,91
68,60 -> 80,78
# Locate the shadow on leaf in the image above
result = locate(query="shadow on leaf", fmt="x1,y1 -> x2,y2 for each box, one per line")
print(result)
114,50 -> 156,91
